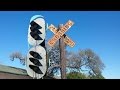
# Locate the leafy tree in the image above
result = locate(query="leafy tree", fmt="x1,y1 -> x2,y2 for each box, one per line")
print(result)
66,51 -> 81,72
66,49 -> 105,76
79,49 -> 105,75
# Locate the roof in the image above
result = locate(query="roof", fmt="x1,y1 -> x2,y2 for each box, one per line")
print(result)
0,64 -> 61,79
0,64 -> 28,76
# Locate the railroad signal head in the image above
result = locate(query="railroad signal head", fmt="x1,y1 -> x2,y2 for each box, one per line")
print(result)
28,15 -> 46,46
27,15 -> 47,79
26,46 -> 46,78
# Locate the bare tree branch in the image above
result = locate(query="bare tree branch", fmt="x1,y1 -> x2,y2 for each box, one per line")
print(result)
9,52 -> 26,65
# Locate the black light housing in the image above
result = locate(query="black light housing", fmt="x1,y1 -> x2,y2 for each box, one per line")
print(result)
30,51 -> 42,59
29,65 -> 43,74
29,58 -> 42,66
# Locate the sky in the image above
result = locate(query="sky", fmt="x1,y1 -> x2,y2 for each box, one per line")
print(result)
0,11 -> 120,79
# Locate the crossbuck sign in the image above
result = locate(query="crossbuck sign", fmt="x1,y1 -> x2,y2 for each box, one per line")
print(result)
48,20 -> 75,47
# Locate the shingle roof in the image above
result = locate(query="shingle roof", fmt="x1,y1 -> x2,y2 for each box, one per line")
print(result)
0,64 -> 28,75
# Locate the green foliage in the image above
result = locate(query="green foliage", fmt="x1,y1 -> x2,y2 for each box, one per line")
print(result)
66,72 -> 105,79
89,74 -> 105,79
66,72 -> 87,79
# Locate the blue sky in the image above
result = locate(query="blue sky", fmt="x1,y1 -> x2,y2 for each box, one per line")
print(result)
0,11 -> 120,79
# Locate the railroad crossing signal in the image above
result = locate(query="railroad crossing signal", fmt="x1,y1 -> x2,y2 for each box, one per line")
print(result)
27,15 -> 46,79
48,20 -> 75,47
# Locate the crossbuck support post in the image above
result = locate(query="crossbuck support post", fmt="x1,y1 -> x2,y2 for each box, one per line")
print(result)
59,24 -> 66,79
